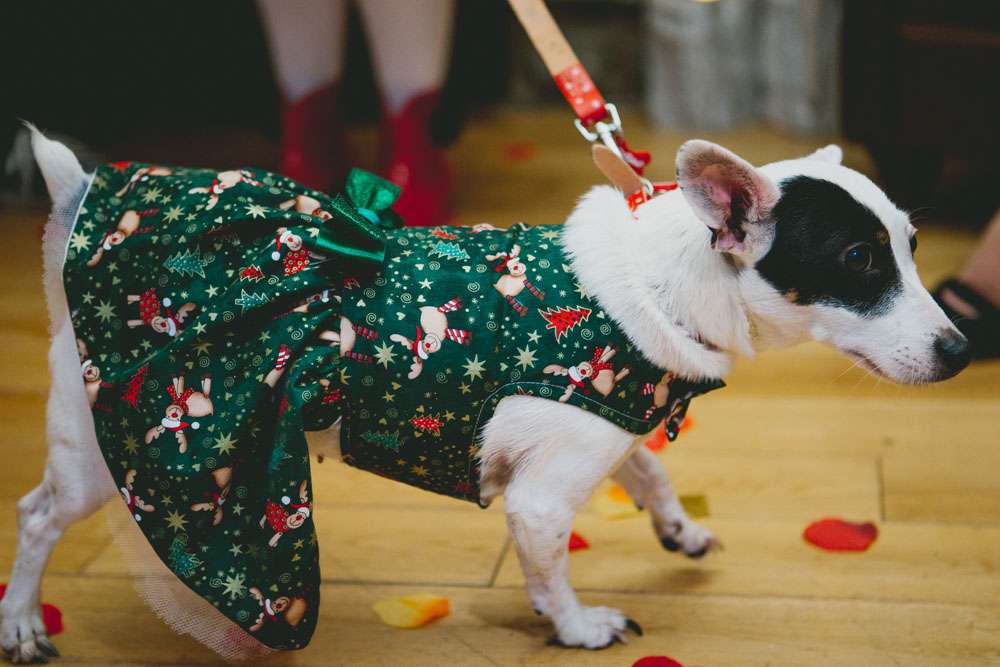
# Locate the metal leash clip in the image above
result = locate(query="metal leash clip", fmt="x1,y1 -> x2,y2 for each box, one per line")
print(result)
574,103 -> 654,196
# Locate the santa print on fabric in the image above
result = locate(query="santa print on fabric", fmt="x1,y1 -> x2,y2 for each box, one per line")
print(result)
189,466 -> 233,526
544,344 -> 631,403
87,208 -> 159,267
318,315 -> 380,364
126,288 -> 196,337
485,243 -> 545,316
120,469 -> 155,522
279,194 -> 333,220
261,480 -> 311,547
271,227 -> 313,276
187,169 -> 263,210
144,376 -> 214,453
248,586 -> 308,632
389,297 -> 471,379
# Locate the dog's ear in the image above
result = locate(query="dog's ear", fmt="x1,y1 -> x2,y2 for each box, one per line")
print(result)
676,140 -> 779,255
807,144 -> 843,164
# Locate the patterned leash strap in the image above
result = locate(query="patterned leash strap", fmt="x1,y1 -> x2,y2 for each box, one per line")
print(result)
507,0 -> 665,204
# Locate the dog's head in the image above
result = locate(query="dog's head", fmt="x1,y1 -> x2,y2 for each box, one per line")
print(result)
676,140 -> 968,384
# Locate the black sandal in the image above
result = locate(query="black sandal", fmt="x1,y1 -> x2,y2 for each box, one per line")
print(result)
933,278 -> 1000,359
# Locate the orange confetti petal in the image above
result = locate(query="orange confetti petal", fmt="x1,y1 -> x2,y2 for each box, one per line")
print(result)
568,531 -> 589,551
592,483 -> 643,519
803,518 -> 878,552
372,594 -> 450,628
644,426 -> 668,452
503,142 -> 537,163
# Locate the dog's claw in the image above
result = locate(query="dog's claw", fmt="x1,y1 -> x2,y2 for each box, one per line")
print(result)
533,608 -> 543,616
625,618 -> 643,636
660,535 -> 681,552
686,545 -> 709,559
37,638 -> 59,657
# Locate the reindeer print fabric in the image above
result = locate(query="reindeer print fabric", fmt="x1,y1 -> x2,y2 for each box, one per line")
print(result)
63,162 -> 395,650
337,224 -> 724,502
64,162 -> 721,651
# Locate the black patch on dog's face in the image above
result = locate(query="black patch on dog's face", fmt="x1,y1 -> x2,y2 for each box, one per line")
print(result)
756,176 -> 901,316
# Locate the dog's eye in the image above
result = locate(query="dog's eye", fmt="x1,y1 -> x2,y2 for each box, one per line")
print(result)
909,233 -> 917,254
842,243 -> 873,272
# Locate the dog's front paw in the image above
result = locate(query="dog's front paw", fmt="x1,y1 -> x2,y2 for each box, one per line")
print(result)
0,605 -> 59,664
659,518 -> 722,559
549,606 -> 642,650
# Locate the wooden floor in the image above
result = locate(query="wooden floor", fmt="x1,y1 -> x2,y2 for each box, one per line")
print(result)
2,110 -> 999,666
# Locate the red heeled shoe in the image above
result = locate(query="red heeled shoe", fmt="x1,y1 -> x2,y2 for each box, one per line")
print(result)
279,83 -> 348,192
382,91 -> 452,227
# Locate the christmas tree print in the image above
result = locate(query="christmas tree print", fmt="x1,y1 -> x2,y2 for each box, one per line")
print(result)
239,265 -> 265,282
235,289 -> 270,312
168,537 -> 203,578
410,414 -> 444,437
428,240 -> 469,261
538,305 -> 592,342
121,365 -> 148,408
360,429 -> 405,452
163,248 -> 210,278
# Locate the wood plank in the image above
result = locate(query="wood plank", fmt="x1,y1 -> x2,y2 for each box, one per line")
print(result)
494,515 -> 1000,607
28,578 -> 1000,666
884,445 -> 1000,524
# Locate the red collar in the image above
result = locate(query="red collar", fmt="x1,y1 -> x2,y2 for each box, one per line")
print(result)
626,182 -> 678,212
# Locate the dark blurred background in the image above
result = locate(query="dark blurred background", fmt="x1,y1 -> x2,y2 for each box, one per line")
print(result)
2,0 -> 998,224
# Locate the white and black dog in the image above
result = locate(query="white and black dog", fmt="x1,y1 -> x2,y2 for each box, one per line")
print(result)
0,129 -> 968,662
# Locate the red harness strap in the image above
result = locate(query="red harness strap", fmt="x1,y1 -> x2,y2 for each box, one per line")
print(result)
626,182 -> 678,212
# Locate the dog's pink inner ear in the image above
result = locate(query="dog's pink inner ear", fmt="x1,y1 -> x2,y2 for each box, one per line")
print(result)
678,142 -> 778,253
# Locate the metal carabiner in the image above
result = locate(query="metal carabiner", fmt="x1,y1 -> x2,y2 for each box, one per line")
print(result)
574,102 -> 623,158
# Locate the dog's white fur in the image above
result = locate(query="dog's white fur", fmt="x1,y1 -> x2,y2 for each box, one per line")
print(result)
1,129 -> 964,661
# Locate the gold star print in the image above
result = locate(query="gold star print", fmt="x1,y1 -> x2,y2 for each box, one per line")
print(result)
165,510 -> 188,532
95,300 -> 116,323
458,382 -> 472,395
514,345 -> 538,370
193,340 -> 213,356
411,465 -> 429,477
462,355 -> 486,381
443,411 -> 456,421
69,231 -> 91,252
293,539 -> 304,550
382,391 -> 395,403
527,330 -> 541,343
373,341 -> 397,368
123,433 -> 139,454
212,432 -> 238,456
81,292 -> 95,304
205,285 -> 220,297
245,203 -> 267,219
141,186 -> 162,204
229,544 -> 243,557
418,278 -> 433,289
163,205 -> 183,223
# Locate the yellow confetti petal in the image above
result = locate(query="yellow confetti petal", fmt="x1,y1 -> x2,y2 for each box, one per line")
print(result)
372,594 -> 450,628
591,482 -> 643,519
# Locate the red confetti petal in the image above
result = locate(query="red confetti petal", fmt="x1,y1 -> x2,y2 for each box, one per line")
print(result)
644,426 -> 668,452
803,518 -> 878,552
633,657 -> 684,667
0,584 -> 64,636
567,531 -> 589,551
503,142 -> 537,163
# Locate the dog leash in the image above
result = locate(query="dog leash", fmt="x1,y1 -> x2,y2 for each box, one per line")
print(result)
508,0 -> 672,210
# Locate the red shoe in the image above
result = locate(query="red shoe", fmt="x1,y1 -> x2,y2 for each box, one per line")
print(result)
383,91 -> 452,227
279,83 -> 347,192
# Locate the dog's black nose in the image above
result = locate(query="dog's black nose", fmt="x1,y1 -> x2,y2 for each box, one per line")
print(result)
933,330 -> 971,377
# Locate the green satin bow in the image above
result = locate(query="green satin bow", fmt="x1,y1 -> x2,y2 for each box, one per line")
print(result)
304,168 -> 402,270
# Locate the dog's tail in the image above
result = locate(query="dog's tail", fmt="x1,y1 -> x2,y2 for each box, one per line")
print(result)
28,123 -> 91,334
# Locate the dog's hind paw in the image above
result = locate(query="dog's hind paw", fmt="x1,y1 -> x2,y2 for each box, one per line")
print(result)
550,606 -> 641,650
659,518 -> 722,559
0,609 -> 57,664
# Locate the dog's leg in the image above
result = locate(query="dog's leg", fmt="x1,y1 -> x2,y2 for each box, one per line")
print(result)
483,396 -> 642,649
611,444 -> 720,558
1,323 -> 115,664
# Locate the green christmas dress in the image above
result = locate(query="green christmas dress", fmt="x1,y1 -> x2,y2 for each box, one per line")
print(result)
64,162 -> 722,651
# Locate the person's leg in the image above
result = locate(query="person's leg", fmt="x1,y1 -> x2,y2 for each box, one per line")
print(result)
957,209 -> 1000,310
935,207 -> 1000,357
258,0 -> 348,190
358,0 -> 456,226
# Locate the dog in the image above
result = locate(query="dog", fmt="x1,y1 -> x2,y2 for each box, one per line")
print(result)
0,128 -> 969,663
